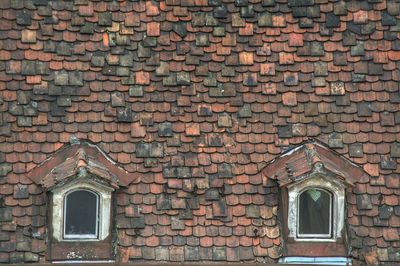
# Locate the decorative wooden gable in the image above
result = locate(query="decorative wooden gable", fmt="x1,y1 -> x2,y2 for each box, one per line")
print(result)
27,139 -> 130,190
262,140 -> 369,187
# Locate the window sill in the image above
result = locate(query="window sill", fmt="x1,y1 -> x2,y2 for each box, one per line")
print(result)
59,238 -> 100,242
279,257 -> 352,265
52,260 -> 115,264
291,238 -> 337,242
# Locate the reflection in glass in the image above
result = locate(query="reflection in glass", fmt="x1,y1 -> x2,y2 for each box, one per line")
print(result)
298,188 -> 332,237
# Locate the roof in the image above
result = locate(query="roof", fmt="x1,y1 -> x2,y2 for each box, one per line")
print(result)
262,140 -> 369,187
26,140 -> 130,190
0,0 -> 399,264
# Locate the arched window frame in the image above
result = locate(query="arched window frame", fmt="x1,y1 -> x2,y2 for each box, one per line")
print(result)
51,179 -> 113,242
287,174 -> 346,242
63,188 -> 100,240
296,187 -> 333,239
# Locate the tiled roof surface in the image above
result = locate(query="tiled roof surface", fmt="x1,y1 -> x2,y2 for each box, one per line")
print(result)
0,0 -> 399,264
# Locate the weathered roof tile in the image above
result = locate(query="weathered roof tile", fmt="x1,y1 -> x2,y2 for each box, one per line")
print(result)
0,0 -> 399,263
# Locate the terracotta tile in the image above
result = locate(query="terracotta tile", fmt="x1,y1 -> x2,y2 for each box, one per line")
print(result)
353,10 -> 368,24
146,1 -> 160,16
388,51 -> 400,61
385,175 -> 399,189
78,2 -> 94,16
145,235 -> 160,247
261,83 -> 277,95
239,23 -> 253,36
26,75 -> 41,84
21,30 -> 36,43
131,122 -> 146,138
382,228 -> 399,241
260,63 -> 275,76
373,52 -> 388,63
62,31 -> 77,42
173,6 -> 188,17
185,123 -> 200,136
279,53 -> 294,65
239,52 -> 254,65
200,236 -> 213,247
6,60 -> 21,73
147,22 -> 160,37
282,92 -> 297,106
363,163 -> 379,177
222,34 -> 237,47
239,236 -> 253,247
272,14 -> 286,27
288,33 -> 303,47
24,50 -> 38,60
0,1 -> 399,263
384,195 -> 399,208
125,13 -> 140,27
225,236 -> 239,247
135,71 -> 150,85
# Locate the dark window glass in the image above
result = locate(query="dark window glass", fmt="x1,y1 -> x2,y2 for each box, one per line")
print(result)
64,190 -> 98,237
298,188 -> 331,237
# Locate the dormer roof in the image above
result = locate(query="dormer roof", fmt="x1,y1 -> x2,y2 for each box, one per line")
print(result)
27,140 -> 130,190
262,140 -> 369,187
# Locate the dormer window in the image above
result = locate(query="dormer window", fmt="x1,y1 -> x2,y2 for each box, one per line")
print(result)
297,188 -> 332,239
52,179 -> 112,242
262,140 -> 369,257
26,139 -> 130,260
64,189 -> 99,239
287,175 -> 345,242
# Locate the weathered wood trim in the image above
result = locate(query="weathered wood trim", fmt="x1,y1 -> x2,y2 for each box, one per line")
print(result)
285,242 -> 347,257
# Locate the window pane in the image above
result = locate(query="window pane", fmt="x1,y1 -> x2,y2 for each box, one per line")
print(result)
298,188 -> 331,236
65,190 -> 98,236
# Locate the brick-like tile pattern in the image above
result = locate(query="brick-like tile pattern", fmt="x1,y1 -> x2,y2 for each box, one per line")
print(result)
0,0 -> 399,264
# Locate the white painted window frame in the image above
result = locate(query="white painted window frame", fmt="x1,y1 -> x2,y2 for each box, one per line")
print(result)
287,175 -> 345,242
63,189 -> 100,240
52,179 -> 114,242
296,188 -> 333,239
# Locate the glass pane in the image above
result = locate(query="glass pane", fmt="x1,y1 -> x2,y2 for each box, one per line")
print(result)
298,188 -> 331,236
65,190 -> 98,236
